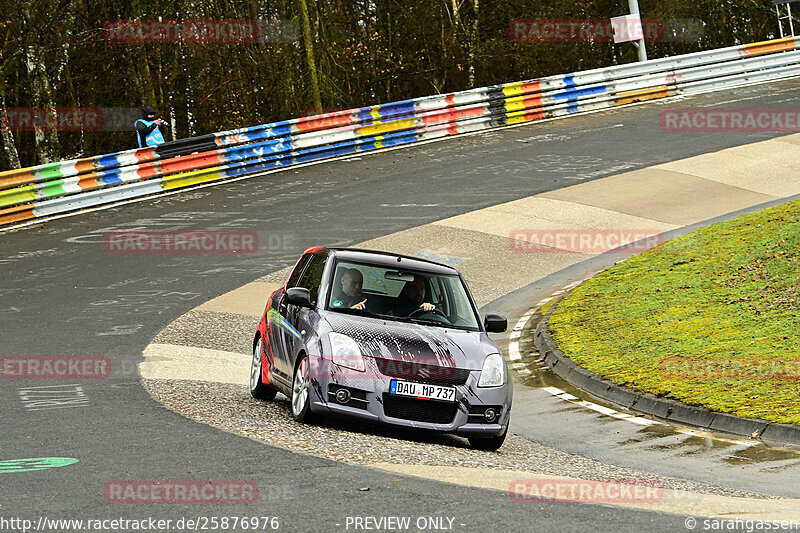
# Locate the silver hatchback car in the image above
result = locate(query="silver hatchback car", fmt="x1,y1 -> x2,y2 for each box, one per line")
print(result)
251,247 -> 511,450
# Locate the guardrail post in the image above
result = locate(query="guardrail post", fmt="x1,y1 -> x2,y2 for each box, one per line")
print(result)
627,0 -> 648,62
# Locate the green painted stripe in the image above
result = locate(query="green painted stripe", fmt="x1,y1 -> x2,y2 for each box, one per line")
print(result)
0,457 -> 79,474
33,162 -> 66,181
35,179 -> 68,199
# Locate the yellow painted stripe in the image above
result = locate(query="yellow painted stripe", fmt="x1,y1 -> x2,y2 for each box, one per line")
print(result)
161,167 -> 226,190
744,37 -> 796,56
370,107 -> 381,121
504,96 -> 529,113
506,115 -> 530,125
0,184 -> 36,208
357,118 -> 415,136
617,86 -> 670,106
502,82 -> 524,97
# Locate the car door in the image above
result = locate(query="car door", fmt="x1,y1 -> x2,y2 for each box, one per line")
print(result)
283,253 -> 327,373
270,254 -> 312,379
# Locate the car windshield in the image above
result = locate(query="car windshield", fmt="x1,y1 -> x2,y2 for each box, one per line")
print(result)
326,260 -> 481,331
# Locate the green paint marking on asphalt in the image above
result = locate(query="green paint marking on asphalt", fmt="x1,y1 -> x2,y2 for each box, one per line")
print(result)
0,457 -> 79,474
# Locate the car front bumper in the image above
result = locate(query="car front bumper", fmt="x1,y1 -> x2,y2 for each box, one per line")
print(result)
306,356 -> 511,437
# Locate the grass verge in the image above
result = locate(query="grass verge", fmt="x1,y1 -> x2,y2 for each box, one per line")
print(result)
549,200 -> 800,424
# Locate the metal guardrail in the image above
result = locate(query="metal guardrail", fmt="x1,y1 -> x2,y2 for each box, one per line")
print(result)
2,36 -> 799,227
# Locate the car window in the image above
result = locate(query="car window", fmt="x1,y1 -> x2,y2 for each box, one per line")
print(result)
326,260 -> 479,331
297,254 -> 327,303
440,276 -> 474,327
429,276 -> 445,311
287,255 -> 311,288
363,267 -> 404,296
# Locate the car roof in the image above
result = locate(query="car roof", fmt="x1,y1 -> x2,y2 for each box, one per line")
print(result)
318,247 -> 460,276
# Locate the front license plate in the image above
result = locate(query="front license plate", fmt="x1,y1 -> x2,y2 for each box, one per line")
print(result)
390,380 -> 456,402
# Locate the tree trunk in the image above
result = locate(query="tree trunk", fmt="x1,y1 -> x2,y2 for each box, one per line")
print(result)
385,4 -> 392,100
468,0 -> 479,88
175,0 -> 196,137
21,1 -> 59,164
249,2 -> 267,49
296,0 -> 322,113
57,11 -> 85,158
139,53 -> 158,107
450,0 -> 460,27
0,81 -> 21,169
24,45 -> 59,164
180,43 -> 196,137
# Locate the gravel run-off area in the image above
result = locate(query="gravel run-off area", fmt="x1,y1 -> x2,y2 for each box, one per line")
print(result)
141,377 -> 776,501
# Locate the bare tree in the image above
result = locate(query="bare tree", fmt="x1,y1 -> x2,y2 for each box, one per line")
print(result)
0,80 -> 21,169
297,0 -> 322,113
468,0 -> 479,87
21,0 -> 60,163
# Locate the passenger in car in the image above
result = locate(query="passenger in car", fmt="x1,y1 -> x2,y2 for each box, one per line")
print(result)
394,275 -> 436,316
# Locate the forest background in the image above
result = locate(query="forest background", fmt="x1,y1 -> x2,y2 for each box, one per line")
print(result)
0,0 -> 783,169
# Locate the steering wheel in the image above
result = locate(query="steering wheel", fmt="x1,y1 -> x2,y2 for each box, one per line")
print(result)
408,306 -> 448,320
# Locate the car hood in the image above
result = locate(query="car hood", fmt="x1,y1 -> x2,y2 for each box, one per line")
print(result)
323,312 -> 495,370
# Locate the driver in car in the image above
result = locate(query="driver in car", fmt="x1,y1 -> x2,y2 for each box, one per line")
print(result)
394,275 -> 436,316
333,268 -> 368,310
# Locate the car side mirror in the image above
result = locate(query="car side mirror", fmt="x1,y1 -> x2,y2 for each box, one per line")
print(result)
286,287 -> 313,308
484,314 -> 507,333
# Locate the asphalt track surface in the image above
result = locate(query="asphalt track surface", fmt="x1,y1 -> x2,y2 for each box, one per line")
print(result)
2,80 -> 800,532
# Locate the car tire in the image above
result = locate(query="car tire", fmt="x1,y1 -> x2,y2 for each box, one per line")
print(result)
250,337 -> 278,401
291,354 -> 318,423
468,426 -> 508,451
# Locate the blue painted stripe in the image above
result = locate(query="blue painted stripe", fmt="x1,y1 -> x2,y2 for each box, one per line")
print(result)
97,154 -> 121,169
221,139 -> 294,163
93,167 -> 122,186
554,83 -> 607,113
218,130 -> 422,180
98,174 -> 122,186
377,100 -> 415,119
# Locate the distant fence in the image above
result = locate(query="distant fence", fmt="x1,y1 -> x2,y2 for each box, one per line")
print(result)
2,37 -> 799,228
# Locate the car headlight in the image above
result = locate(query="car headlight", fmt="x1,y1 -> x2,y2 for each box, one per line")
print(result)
478,353 -> 505,387
328,332 -> 365,372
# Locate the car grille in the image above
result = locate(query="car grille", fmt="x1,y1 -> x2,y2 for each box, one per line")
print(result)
382,394 -> 458,424
373,358 -> 472,386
